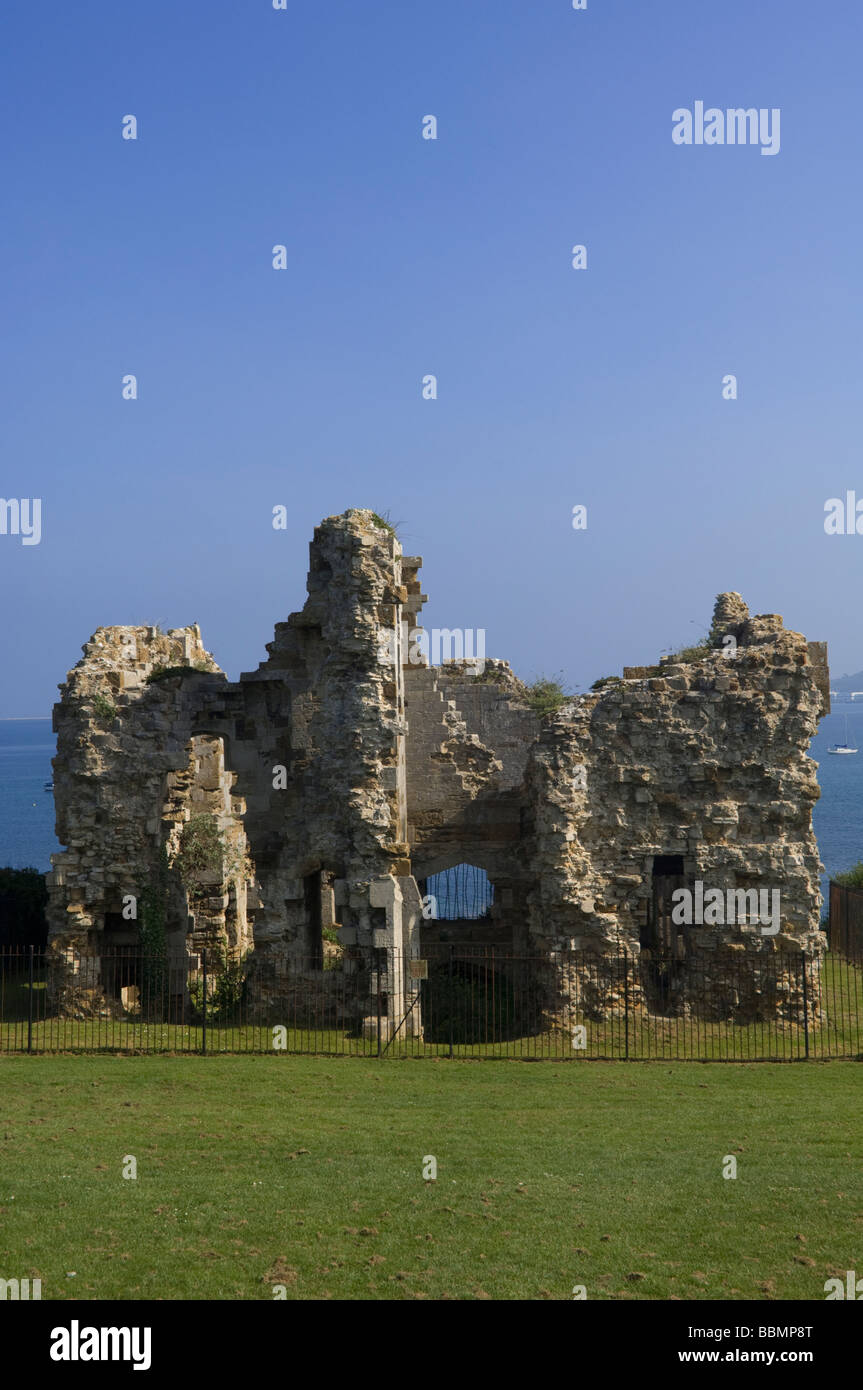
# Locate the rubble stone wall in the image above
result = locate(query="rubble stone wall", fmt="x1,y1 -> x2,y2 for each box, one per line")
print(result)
46,513 -> 423,1029
46,524 -> 829,1030
522,596 -> 827,1021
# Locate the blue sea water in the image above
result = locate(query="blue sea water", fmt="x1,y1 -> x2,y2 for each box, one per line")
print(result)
1,712 -> 862,906
0,720 -> 60,870
810,707 -> 863,900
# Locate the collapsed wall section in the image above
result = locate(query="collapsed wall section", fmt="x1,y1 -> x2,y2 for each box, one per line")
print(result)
524,595 -> 827,1023
44,535 -> 830,1039
235,511 -> 422,1032
46,626 -> 253,1016
45,513 -> 426,1034
404,660 -> 541,947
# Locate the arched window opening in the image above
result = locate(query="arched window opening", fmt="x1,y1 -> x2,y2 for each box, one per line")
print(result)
422,864 -> 493,921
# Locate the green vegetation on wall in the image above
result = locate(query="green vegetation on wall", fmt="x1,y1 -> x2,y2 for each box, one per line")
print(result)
146,663 -> 212,684
188,949 -> 247,1022
664,641 -> 713,663
173,815 -> 225,898
524,675 -> 571,718
91,691 -> 118,726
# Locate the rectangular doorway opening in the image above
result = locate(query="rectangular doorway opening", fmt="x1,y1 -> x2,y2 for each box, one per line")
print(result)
645,855 -> 686,953
303,871 -> 324,970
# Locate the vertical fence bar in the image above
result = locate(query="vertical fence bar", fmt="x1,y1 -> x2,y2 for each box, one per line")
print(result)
801,952 -> 810,1060
448,945 -> 454,1059
490,945 -> 496,1056
27,945 -> 34,1054
376,962 -> 382,1058
201,948 -> 208,1056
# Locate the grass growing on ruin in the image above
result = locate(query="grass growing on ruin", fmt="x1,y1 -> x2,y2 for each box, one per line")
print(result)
145,662 -> 213,684
91,692 -> 118,726
0,1056 -> 860,1301
523,674 -> 571,717
368,511 -> 398,536
664,643 -> 714,663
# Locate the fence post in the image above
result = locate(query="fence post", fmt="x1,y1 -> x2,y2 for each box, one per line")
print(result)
202,948 -> 208,1057
801,952 -> 810,1060
623,950 -> 630,1061
27,945 -> 34,1054
376,961 -> 382,1058
449,944 -> 454,1059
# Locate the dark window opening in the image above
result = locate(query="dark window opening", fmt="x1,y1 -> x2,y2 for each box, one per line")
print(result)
641,855 -> 689,1013
101,913 -> 140,999
304,871 -> 324,970
643,855 -> 687,953
653,855 -> 685,877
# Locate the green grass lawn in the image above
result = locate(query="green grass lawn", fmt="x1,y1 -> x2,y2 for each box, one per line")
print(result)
0,1056 -> 861,1300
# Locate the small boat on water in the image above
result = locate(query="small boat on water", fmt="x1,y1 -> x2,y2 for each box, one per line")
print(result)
828,716 -> 858,755
44,780 -> 54,790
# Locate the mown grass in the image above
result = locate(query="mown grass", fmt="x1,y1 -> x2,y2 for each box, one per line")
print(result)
0,1056 -> 860,1301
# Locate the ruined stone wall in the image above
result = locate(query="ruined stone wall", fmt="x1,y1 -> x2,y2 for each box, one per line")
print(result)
233,511 -> 422,1030
523,595 -> 827,1022
45,528 -> 829,1034
162,735 -> 252,959
46,512 -> 424,1032
235,513 -> 409,940
403,660 -> 541,947
46,626 -> 253,1014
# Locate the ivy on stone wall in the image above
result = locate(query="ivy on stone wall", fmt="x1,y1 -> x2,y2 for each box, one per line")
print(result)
173,815 -> 225,899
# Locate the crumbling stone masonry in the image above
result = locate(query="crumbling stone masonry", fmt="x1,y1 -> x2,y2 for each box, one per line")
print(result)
523,601 -> 829,1024
46,510 -> 830,1030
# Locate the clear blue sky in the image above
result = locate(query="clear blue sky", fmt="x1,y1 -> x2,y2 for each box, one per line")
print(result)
2,0 -> 861,717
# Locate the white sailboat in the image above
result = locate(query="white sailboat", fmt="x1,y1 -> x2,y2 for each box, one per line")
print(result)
828,715 -> 858,754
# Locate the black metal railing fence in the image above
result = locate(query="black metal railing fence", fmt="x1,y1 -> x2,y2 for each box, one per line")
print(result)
2,939 -> 862,1061
830,879 -> 863,960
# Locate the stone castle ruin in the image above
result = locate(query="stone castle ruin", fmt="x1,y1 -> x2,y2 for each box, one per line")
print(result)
45,510 -> 831,1034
